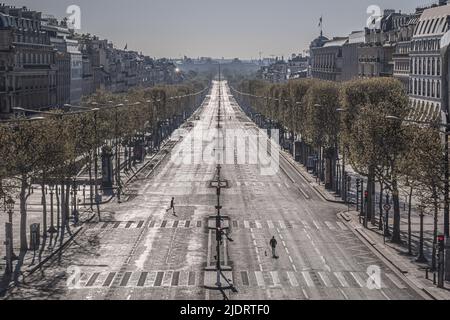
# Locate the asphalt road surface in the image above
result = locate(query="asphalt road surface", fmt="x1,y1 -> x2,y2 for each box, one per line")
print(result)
4,81 -> 425,300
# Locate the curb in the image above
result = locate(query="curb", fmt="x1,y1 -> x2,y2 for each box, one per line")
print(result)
337,211 -> 435,300
0,224 -> 86,297
278,149 -> 346,204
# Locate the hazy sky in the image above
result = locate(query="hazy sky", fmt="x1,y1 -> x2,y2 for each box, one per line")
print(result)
10,0 -> 426,59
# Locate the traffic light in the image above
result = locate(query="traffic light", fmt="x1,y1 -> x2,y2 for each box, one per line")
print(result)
438,234 -> 445,251
364,190 -> 369,203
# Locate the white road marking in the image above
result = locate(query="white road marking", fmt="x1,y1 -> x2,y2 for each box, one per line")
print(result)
244,221 -> 250,229
270,271 -> 281,287
312,220 -> 321,230
302,288 -> 310,300
302,272 -> 315,288
381,290 -> 392,300
334,272 -> 350,288
350,272 -> 366,288
385,273 -> 407,289
339,288 -> 349,300
267,220 -> 274,229
255,220 -> 262,229
336,222 -> 348,230
288,256 -> 294,264
287,272 -> 299,287
255,271 -> 265,287
298,187 -> 310,199
279,221 -> 286,229
302,221 -> 311,229
325,221 -> 336,230
318,272 -> 332,288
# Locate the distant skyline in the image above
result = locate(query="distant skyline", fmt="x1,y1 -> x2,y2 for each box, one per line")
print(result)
9,0 -> 428,59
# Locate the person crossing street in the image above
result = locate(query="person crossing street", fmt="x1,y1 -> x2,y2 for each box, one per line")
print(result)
166,197 -> 176,216
270,236 -> 278,259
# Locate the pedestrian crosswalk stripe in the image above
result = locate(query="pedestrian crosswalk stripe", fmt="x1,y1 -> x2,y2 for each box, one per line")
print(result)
172,271 -> 180,286
334,272 -> 349,288
69,270 -> 411,290
318,272 -> 332,288
336,222 -> 348,230
255,221 -> 262,229
312,220 -> 321,230
302,221 -> 311,229
255,271 -> 265,287
302,272 -> 315,288
267,220 -> 274,229
120,272 -> 132,287
125,221 -> 133,229
325,221 -> 336,230
350,272 -> 366,288
241,271 -> 249,286
279,221 -> 286,229
136,221 -> 144,229
244,221 -> 250,229
162,271 -> 173,287
287,271 -> 299,287
270,271 -> 281,287
154,272 -> 164,287
385,273 -> 407,289
86,273 -> 100,287
188,271 -> 196,286
137,272 -> 148,287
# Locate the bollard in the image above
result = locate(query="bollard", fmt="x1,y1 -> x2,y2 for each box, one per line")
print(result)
425,268 -> 429,280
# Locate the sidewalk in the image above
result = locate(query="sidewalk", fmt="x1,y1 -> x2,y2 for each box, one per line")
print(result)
0,107 -> 202,295
0,140 -> 168,284
278,148 -> 450,300
339,210 -> 450,300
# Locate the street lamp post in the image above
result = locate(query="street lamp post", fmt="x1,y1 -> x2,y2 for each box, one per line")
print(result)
4,196 -> 18,269
47,184 -> 57,234
417,205 -> 428,263
384,193 -> 391,238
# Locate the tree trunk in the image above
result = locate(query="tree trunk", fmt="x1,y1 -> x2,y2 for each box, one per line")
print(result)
19,176 -> 28,252
41,176 -> 47,239
391,178 -> 402,244
379,182 -> 384,231
367,166 -> 375,224
88,153 -> 93,210
408,187 -> 413,255
60,181 -> 66,245
65,184 -> 71,234
432,188 -> 439,271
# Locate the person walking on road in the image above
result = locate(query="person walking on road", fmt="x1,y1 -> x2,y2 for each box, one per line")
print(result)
166,197 -> 176,216
270,236 -> 278,259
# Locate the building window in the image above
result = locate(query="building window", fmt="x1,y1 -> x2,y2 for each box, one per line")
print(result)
438,58 -> 441,76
